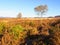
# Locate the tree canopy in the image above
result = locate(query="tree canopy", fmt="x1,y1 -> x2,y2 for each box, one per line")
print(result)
34,5 -> 48,17
17,13 -> 22,18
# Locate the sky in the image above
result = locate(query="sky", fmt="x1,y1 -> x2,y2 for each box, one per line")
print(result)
0,0 -> 60,17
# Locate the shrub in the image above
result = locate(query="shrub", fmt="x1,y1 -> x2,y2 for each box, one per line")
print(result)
29,22 -> 35,27
9,24 -> 24,40
0,22 -> 5,35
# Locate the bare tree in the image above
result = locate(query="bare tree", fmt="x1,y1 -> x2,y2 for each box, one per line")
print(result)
34,5 -> 48,17
17,13 -> 22,18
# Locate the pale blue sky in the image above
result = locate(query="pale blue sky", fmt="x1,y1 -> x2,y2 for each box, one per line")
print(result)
0,0 -> 60,17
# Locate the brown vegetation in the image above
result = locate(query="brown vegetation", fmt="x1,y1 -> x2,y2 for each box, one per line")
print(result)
0,18 -> 60,45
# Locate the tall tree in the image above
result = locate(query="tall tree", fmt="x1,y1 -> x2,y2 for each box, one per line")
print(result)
34,5 -> 48,17
17,13 -> 22,18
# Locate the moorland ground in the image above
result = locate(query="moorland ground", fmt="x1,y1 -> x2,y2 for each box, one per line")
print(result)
0,17 -> 60,45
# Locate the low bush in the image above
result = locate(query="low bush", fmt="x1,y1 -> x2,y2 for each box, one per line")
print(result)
9,24 -> 24,40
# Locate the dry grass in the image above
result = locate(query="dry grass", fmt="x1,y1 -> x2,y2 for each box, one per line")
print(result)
0,17 -> 60,45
